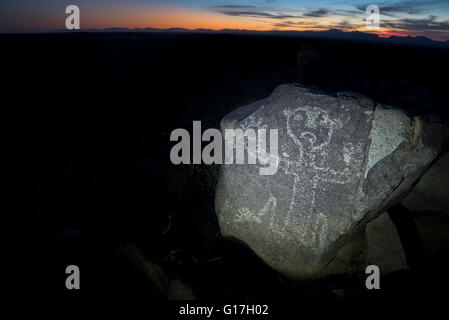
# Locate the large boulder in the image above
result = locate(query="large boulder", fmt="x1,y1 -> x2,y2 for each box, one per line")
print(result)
215,84 -> 447,280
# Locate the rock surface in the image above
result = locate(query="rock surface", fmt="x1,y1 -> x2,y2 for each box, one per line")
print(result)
215,83 -> 447,279
317,227 -> 366,278
366,212 -> 409,274
317,212 -> 409,278
402,151 -> 449,215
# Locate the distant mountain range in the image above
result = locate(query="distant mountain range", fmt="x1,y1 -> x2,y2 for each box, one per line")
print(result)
52,27 -> 449,47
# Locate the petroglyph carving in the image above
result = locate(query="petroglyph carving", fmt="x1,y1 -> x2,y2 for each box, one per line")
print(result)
215,84 -> 447,279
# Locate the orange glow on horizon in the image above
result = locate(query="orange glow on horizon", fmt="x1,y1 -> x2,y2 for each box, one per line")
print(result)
377,30 -> 415,38
80,5 -> 276,31
32,4 -> 442,42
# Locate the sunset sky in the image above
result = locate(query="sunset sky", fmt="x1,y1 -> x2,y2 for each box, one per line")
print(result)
0,0 -> 448,40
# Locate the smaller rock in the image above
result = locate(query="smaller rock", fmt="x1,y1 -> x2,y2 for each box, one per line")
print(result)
402,151 -> 449,215
167,279 -> 196,300
117,245 -> 196,300
366,213 -> 409,274
118,245 -> 170,294
318,228 -> 366,278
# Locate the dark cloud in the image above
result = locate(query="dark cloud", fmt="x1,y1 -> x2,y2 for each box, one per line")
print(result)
272,20 -> 312,28
220,11 -> 299,19
332,9 -> 363,17
334,20 -> 353,29
208,1 -> 449,40
271,19 -> 358,31
208,4 -> 300,20
272,22 -> 325,29
383,15 -> 449,33
303,9 -> 329,17
208,5 -> 258,10
356,0 -> 448,15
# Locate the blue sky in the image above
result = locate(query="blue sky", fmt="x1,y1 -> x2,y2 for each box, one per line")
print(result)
1,0 -> 448,40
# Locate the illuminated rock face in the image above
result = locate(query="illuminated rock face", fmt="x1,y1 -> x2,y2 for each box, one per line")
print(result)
215,84 -> 447,280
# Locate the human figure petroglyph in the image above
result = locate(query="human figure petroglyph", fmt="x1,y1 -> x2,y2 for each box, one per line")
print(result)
279,106 -> 347,249
250,106 -> 362,249
232,104 -> 365,250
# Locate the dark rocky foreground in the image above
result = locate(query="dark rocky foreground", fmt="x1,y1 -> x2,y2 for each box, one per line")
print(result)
2,32 -> 449,305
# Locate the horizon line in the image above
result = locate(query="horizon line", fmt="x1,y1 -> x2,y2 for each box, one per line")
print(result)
1,27 -> 448,43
